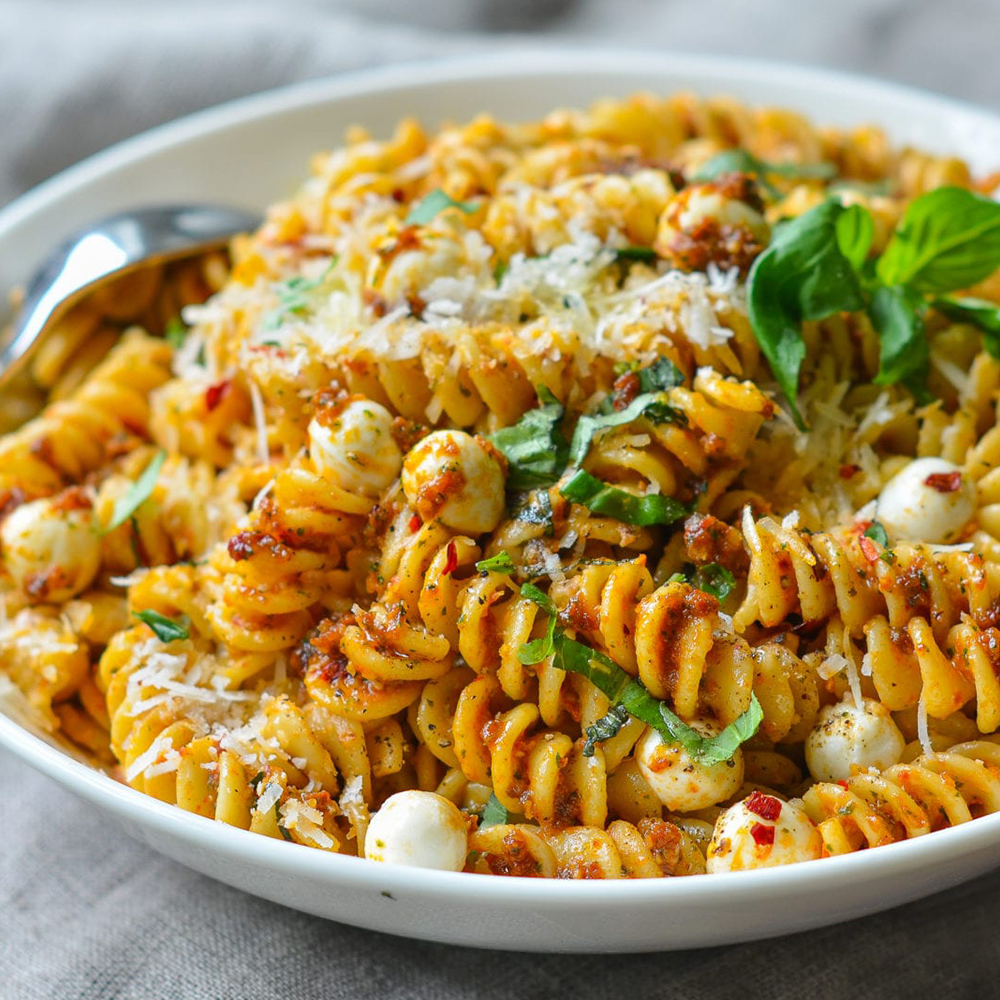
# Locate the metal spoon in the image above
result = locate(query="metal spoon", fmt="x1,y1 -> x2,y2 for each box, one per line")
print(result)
0,204 -> 260,388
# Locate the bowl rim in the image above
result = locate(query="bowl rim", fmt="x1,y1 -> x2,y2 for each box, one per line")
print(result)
4,46 -> 1000,903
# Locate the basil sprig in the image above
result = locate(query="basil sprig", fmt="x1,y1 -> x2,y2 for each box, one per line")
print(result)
404,189 -> 478,227
748,186 -> 1000,424
103,450 -> 167,533
692,149 -> 836,198
518,585 -> 762,765
133,609 -> 190,643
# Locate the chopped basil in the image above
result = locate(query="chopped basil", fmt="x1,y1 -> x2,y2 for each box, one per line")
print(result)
690,563 -> 736,602
509,489 -> 555,534
666,572 -> 687,584
133,609 -> 190,642
636,356 -> 685,393
877,186 -> 1000,293
404,189 -> 478,227
479,793 -> 508,829
933,295 -> 1000,359
516,583 -> 558,664
582,704 -> 630,757
103,450 -> 166,533
490,386 -> 569,490
493,259 -> 509,285
560,469 -> 690,527
476,551 -> 515,574
747,199 -> 865,427
262,258 -> 337,331
569,388 -> 684,466
692,149 -> 835,197
615,245 -> 658,263
519,585 -> 762,764
863,521 -> 890,547
164,316 -> 188,348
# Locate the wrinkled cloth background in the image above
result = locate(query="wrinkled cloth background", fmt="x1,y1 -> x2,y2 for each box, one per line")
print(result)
4,1 -> 1000,996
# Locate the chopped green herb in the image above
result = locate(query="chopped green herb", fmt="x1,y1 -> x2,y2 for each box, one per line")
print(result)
103,450 -> 166,533
133,609 -> 189,643
509,489 -> 555,534
517,583 -> 558,664
560,469 -> 690,527
404,189 -> 478,227
615,245 -> 658,263
490,386 -> 569,489
519,586 -> 761,764
261,258 -> 337,331
476,551 -> 515,574
569,388 -> 684,466
690,563 -> 736,602
582,704 -> 630,757
863,521 -> 890,547
636,356 -> 685,394
479,793 -> 508,829
692,149 -> 836,197
667,572 -> 687,584
164,316 -> 188,348
493,259 -> 509,285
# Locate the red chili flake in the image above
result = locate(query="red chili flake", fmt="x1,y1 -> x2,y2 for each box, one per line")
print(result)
750,822 -> 775,847
408,514 -> 422,533
205,380 -> 231,412
443,541 -> 459,576
839,464 -> 860,480
859,535 -> 880,563
745,790 -> 782,821
837,780 -> 849,789
925,471 -> 962,493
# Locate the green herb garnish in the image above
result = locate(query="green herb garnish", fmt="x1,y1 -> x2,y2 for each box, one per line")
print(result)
133,609 -> 190,643
475,551 -> 515,574
559,470 -> 690,527
479,793 -> 508,829
262,259 -> 337,331
404,189 -> 478,227
518,585 -> 762,764
164,316 -> 188,348
615,245 -> 659,263
932,294 -> 1000,359
104,450 -> 166,533
490,386 -> 569,490
690,563 -> 736,602
692,149 -> 835,197
581,704 -> 630,757
863,521 -> 890,547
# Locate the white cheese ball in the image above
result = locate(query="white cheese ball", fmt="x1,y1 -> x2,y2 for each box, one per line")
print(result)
875,457 -> 975,544
401,429 -> 505,534
635,722 -> 744,813
804,697 -> 905,783
308,398 -> 401,498
364,790 -> 468,871
1,495 -> 101,602
706,793 -> 822,873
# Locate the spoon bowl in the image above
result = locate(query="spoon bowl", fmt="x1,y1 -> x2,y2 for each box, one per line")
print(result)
0,204 -> 259,387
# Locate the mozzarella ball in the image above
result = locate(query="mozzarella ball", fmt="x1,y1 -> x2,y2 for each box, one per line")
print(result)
635,722 -> 744,812
364,790 -> 468,871
655,182 -> 769,271
875,457 -> 975,544
706,793 -> 822,873
401,430 -> 505,534
804,697 -> 905,783
308,398 -> 401,498
1,494 -> 101,602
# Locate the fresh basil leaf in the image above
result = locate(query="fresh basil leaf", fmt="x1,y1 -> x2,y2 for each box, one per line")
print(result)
690,563 -> 736,602
104,450 -> 166,533
637,356 -> 685,393
493,259 -> 509,285
476,551 -> 515,574
869,283 -> 929,394
509,489 -> 555,535
863,521 -> 889,547
165,317 -> 188,349
657,695 -> 764,766
747,200 -> 865,427
491,387 -> 570,490
827,178 -> 893,198
133,609 -> 190,643
405,189 -> 478,227
516,583 -> 558,664
582,704 -> 630,757
615,245 -> 658,263
933,294 -> 1000,359
877,186 -> 1000,293
692,149 -> 836,197
835,204 -> 874,272
479,793 -> 508,828
569,390 -> 683,467
560,470 -> 690,527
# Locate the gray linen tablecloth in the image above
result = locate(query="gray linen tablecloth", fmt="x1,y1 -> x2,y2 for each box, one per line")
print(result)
3,1 -> 1000,996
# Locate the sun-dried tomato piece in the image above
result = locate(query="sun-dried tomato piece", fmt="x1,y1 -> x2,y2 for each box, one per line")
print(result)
859,535 -> 880,562
750,822 -> 775,847
745,790 -> 782,821
924,471 -> 962,493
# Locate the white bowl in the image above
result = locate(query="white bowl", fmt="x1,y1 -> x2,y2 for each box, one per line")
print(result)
4,50 -> 1000,954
